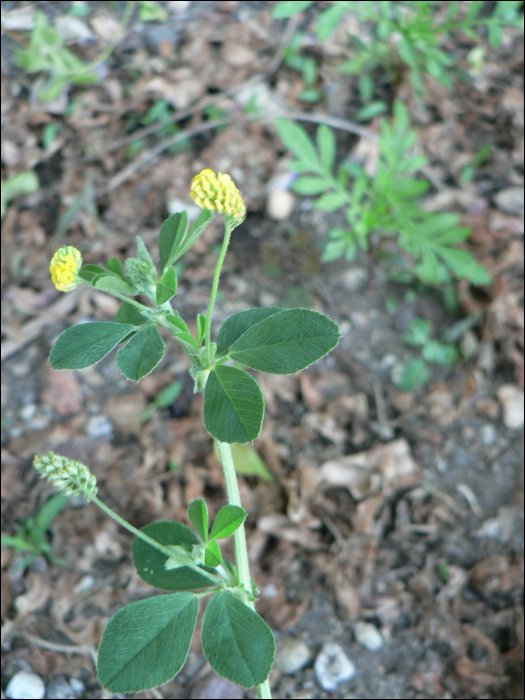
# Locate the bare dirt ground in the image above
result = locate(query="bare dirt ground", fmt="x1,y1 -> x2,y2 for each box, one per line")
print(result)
1,2 -> 524,699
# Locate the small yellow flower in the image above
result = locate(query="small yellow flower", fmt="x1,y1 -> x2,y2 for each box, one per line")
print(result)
49,246 -> 82,292
190,169 -> 246,223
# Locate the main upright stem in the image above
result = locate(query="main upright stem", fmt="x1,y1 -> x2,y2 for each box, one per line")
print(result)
215,441 -> 272,700
207,217 -> 272,699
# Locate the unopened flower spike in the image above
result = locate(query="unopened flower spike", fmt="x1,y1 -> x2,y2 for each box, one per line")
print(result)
49,246 -> 82,292
34,452 -> 98,501
190,168 -> 246,224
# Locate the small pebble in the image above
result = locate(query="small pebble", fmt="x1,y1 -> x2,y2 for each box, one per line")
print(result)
497,385 -> 524,429
29,414 -> 50,430
267,190 -> 294,220
46,677 -> 73,700
276,638 -> 312,674
20,403 -> 37,421
314,642 -> 356,691
5,671 -> 45,700
480,423 -> 497,446
85,414 -> 113,439
68,678 -> 84,695
353,621 -> 384,651
494,186 -> 524,216
339,267 -> 368,291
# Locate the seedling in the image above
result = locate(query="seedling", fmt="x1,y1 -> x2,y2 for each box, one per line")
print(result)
1,493 -> 69,573
273,1 -> 524,98
14,5 -> 134,102
392,317 -> 460,390
35,170 -> 339,697
276,102 -> 491,290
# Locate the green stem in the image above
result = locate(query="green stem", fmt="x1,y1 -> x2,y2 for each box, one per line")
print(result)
215,440 -> 272,700
204,217 -> 233,367
90,495 -> 173,557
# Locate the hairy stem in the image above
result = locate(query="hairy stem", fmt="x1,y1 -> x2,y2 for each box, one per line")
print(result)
215,440 -> 272,699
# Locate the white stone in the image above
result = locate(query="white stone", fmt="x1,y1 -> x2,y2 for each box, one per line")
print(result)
494,187 -> 524,216
354,621 -> 384,650
497,385 -> 524,429
314,642 -> 355,691
85,414 -> 113,439
339,268 -> 368,291
276,638 -> 312,674
20,403 -> 37,421
267,190 -> 294,220
5,672 -> 45,700
480,423 -> 497,445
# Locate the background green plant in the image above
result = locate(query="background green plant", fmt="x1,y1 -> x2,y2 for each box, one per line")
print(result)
1,493 -> 69,573
273,1 -> 524,99
276,103 -> 491,292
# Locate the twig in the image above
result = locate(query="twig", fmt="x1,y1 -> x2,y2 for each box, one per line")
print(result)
1,287 -> 84,362
107,14 -> 298,152
23,631 -> 97,667
108,111 -> 375,191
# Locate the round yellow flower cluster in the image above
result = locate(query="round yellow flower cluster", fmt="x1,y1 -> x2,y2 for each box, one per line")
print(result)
49,246 -> 82,292
190,169 -> 246,223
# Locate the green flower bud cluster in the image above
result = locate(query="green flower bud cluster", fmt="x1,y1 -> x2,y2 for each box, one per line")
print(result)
33,452 -> 98,501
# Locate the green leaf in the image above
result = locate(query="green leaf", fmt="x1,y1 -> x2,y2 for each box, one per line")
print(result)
166,314 -> 194,339
437,248 -> 491,285
203,365 -> 264,444
216,307 -> 282,355
197,313 -> 207,345
314,191 -> 347,211
132,521 -> 218,591
106,257 -> 127,279
188,499 -> 208,542
316,3 -> 347,42
355,100 -> 388,121
272,0 -> 314,18
275,120 -> 320,169
33,493 -> 69,536
159,210 -> 214,273
179,209 -> 214,259
229,309 -> 340,374
116,325 -> 165,380
204,540 -> 223,567
392,358 -> 431,391
201,590 -> 275,688
316,124 -> 336,173
78,264 -> 105,282
402,318 -> 431,346
422,340 -> 459,366
158,211 -> 189,273
155,284 -> 175,305
94,274 -> 134,296
292,176 -> 332,195
115,301 -> 148,326
321,239 -> 347,262
160,265 -> 177,292
97,592 -> 197,693
50,322 -> 135,370
415,248 -> 441,284
210,505 -> 247,540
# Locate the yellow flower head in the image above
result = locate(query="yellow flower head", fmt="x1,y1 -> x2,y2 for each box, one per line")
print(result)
190,169 -> 246,223
49,246 -> 82,292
